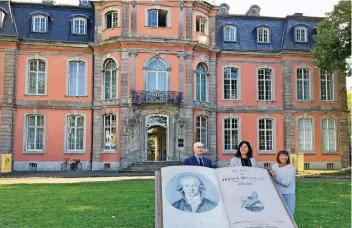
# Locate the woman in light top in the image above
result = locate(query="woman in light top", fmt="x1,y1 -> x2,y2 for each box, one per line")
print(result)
270,150 -> 296,217
229,141 -> 256,167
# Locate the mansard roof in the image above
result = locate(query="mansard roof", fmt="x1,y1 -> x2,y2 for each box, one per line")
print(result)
0,1 -> 18,37
216,15 -> 321,52
11,2 -> 94,42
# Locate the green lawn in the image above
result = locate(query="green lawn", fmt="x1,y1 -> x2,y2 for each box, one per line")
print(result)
0,179 -> 350,228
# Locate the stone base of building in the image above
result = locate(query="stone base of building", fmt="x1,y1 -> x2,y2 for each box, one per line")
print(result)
217,160 -> 342,170
92,162 -> 120,171
14,161 -> 91,171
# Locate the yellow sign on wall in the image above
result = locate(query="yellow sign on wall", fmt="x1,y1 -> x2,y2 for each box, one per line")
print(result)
1,154 -> 12,173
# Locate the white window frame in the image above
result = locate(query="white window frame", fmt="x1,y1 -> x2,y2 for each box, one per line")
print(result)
222,66 -> 240,101
195,115 -> 208,152
296,67 -> 313,101
32,15 -> 47,33
295,26 -> 308,42
145,59 -> 168,91
72,17 -> 87,35
26,58 -> 47,95
105,10 -> 119,29
256,67 -> 275,101
67,60 -> 87,96
145,7 -> 171,27
195,15 -> 207,34
319,70 -> 335,101
195,63 -> 208,102
223,25 -> 236,42
297,117 -> 314,153
23,114 -> 45,153
223,116 -> 241,154
257,27 -> 270,43
257,117 -> 275,153
103,114 -> 117,152
102,58 -> 118,100
321,118 -> 337,153
64,114 -> 86,153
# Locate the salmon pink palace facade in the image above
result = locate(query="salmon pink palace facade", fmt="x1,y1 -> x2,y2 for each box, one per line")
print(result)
0,0 -> 349,171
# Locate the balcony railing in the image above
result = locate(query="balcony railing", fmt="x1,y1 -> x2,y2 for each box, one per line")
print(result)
131,90 -> 183,105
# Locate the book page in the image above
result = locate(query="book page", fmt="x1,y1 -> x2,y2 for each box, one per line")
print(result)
161,166 -> 230,228
215,166 -> 296,228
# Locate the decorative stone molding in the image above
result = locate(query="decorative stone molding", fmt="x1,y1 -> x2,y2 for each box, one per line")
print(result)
177,52 -> 187,59
153,52 -> 160,59
129,51 -> 138,57
146,115 -> 168,128
179,0 -> 184,10
131,0 -> 137,8
32,108 -> 38,115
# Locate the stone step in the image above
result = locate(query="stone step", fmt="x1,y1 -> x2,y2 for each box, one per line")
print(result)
133,162 -> 181,165
129,164 -> 180,168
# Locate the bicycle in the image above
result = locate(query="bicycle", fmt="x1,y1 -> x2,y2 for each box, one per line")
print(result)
61,158 -> 82,171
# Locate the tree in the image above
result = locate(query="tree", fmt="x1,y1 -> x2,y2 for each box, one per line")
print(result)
312,0 -> 351,74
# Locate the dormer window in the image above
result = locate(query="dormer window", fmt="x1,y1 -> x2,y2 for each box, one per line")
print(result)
147,9 -> 168,27
295,26 -> 307,42
72,17 -> 87,35
223,26 -> 236,42
257,27 -> 270,43
80,0 -> 89,6
32,15 -> 47,33
196,16 -> 206,34
105,11 -> 119,29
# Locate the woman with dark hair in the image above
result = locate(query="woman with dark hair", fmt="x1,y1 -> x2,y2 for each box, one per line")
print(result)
229,141 -> 257,167
270,150 -> 296,217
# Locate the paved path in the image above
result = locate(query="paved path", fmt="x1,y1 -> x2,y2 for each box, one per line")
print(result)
0,176 -> 154,185
0,171 -> 155,185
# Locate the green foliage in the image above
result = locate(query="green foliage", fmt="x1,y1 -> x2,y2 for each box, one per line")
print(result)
0,180 -> 350,228
313,0 -> 351,74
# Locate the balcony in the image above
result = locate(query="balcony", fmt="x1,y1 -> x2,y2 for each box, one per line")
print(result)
131,90 -> 183,105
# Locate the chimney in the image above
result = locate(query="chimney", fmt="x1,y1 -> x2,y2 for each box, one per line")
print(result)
293,13 -> 303,16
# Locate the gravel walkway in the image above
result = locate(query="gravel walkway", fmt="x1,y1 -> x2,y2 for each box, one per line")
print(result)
0,176 -> 154,185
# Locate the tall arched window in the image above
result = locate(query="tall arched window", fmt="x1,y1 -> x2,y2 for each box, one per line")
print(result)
146,59 -> 167,91
103,59 -> 117,100
195,63 -> 207,102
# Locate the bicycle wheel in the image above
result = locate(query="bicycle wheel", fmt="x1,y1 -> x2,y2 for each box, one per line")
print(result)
61,162 -> 69,171
76,163 -> 82,171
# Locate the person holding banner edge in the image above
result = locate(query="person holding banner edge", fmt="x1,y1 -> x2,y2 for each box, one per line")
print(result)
270,150 -> 296,217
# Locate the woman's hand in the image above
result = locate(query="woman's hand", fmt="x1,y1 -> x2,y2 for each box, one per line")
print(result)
269,170 -> 276,180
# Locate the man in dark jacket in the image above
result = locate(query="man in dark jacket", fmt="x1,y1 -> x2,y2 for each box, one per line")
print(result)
184,142 -> 212,168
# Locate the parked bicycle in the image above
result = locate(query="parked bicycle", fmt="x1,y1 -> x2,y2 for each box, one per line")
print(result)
61,158 -> 82,171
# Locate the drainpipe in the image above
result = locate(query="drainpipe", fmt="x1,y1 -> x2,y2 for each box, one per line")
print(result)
89,44 -> 94,171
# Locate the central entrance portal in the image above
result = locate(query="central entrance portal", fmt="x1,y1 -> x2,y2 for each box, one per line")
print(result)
147,126 -> 167,161
145,115 -> 169,161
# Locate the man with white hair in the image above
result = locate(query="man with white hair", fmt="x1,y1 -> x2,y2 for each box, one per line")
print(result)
184,142 -> 212,168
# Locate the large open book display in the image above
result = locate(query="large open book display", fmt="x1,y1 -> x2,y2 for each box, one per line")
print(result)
155,166 -> 297,228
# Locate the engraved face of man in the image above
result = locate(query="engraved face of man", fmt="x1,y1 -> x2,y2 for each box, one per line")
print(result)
181,176 -> 201,197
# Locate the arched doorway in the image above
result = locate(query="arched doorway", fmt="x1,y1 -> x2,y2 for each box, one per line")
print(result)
147,126 -> 167,161
145,115 -> 168,161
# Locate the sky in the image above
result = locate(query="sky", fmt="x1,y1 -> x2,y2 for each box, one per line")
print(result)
13,0 -> 340,18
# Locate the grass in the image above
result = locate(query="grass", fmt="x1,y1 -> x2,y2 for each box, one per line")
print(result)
0,179 -> 350,228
